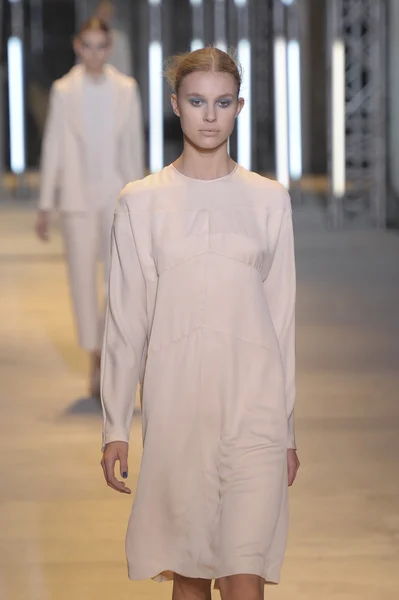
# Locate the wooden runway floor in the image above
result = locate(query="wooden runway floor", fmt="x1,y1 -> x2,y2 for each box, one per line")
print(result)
1,201 -> 398,599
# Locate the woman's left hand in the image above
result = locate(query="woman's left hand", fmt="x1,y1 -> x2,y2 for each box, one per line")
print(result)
287,449 -> 300,486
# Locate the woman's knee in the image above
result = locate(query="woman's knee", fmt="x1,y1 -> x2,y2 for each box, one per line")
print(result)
172,573 -> 212,600
218,573 -> 264,600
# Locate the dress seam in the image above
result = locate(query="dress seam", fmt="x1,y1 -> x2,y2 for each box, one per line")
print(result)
158,251 -> 263,277
147,324 -> 272,356
122,206 -> 288,216
202,325 -> 272,351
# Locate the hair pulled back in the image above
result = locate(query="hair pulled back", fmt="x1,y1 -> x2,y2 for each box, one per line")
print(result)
165,47 -> 242,96
77,17 -> 110,38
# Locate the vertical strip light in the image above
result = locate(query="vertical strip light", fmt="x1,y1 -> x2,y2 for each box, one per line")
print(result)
237,40 -> 251,169
287,39 -> 302,180
332,39 -> 345,197
234,0 -> 251,170
214,0 -> 227,52
149,0 -> 163,173
8,36 -> 25,174
274,36 -> 289,188
190,0 -> 204,52
215,40 -> 227,52
8,0 -> 26,175
191,39 -> 203,52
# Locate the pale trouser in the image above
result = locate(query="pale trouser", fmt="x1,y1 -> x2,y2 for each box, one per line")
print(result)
61,205 -> 115,352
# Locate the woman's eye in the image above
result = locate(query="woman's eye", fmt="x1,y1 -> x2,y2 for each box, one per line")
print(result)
188,98 -> 231,107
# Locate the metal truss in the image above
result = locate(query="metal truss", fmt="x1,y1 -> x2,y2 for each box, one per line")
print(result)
327,0 -> 387,228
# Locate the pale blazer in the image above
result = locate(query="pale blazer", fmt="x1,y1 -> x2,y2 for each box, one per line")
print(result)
39,65 -> 145,212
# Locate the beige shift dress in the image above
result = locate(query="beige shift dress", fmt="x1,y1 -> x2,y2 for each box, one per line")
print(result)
101,163 -> 297,585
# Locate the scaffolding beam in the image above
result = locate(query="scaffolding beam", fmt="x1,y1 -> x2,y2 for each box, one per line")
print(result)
327,0 -> 387,228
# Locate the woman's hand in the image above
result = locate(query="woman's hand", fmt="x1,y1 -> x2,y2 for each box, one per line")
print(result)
35,210 -> 51,241
287,448 -> 300,486
101,441 -> 131,494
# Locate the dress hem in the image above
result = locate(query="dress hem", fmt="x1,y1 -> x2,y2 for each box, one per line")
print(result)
128,566 -> 281,586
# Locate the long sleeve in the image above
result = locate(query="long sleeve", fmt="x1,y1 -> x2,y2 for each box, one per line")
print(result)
264,206 -> 297,449
38,83 -> 62,211
101,195 -> 148,450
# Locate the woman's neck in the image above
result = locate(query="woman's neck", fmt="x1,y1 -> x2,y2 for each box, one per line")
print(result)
84,66 -> 106,81
174,140 -> 236,181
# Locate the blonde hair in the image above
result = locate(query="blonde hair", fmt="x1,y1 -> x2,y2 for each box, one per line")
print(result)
165,47 -> 242,96
77,17 -> 110,38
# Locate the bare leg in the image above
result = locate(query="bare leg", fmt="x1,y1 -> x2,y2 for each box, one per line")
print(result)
172,574 -> 212,600
89,350 -> 101,399
218,574 -> 264,600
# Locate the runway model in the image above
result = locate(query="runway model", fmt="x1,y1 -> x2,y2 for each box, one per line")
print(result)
35,18 -> 144,397
101,47 -> 300,600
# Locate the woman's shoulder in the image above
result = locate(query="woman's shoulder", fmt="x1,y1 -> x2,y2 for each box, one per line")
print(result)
237,167 -> 291,210
49,66 -> 82,96
117,168 -> 174,213
105,65 -> 138,90
49,74 -> 70,96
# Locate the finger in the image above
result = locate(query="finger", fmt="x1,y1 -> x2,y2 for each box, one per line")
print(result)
101,460 -> 108,484
288,462 -> 299,486
104,457 -> 131,493
119,453 -> 129,480
104,456 -> 116,485
105,465 -> 130,493
101,459 -> 117,488
108,477 -> 131,494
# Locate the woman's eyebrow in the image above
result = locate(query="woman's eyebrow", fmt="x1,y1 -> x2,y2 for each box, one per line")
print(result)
186,92 -> 234,98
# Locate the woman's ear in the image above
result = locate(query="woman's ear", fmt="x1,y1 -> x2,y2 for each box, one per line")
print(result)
235,97 -> 245,118
171,94 -> 180,117
73,36 -> 81,57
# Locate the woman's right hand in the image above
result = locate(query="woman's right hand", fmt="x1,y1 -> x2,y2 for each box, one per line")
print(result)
35,210 -> 51,241
101,441 -> 131,494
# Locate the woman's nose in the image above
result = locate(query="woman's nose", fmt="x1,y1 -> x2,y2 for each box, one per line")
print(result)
204,109 -> 216,123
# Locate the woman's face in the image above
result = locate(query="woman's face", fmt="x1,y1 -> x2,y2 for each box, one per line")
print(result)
171,71 -> 244,151
74,29 -> 111,71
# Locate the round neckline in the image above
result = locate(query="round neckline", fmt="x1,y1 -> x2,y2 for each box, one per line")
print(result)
169,162 -> 239,183
83,72 -> 108,86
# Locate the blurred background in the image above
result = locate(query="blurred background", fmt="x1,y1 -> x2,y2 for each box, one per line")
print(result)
1,0 -> 399,228
0,2 -> 398,600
